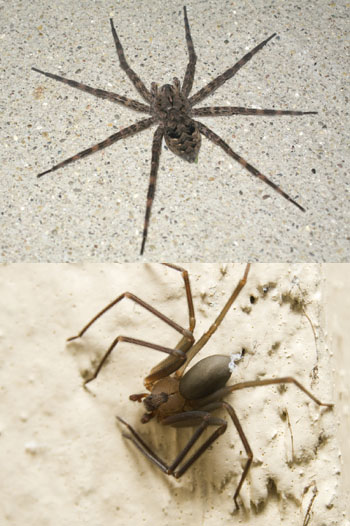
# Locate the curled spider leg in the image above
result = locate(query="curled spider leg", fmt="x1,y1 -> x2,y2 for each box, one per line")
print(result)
140,126 -> 164,255
36,117 -> 155,177
31,67 -> 150,113
181,6 -> 197,97
192,106 -> 318,117
195,120 -> 305,212
189,33 -> 276,107
110,18 -> 152,103
84,336 -> 187,386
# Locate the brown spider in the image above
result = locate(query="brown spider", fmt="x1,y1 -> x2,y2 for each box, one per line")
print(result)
68,264 -> 332,510
32,7 -> 317,254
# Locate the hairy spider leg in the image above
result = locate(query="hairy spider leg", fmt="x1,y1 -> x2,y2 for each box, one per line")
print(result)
181,6 -> 197,97
141,126 -> 164,255
189,33 -> 276,106
192,107 -> 317,117
110,18 -> 152,103
36,117 -> 155,177
196,120 -> 306,212
31,67 -> 150,112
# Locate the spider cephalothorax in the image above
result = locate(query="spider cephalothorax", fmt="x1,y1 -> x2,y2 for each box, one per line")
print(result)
151,80 -> 189,115
33,7 -> 317,254
151,79 -> 201,163
140,354 -> 232,423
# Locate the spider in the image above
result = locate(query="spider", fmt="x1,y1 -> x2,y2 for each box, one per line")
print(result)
67,263 -> 333,510
32,7 -> 317,255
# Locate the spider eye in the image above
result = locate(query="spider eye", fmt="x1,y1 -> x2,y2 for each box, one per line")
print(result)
143,392 -> 168,412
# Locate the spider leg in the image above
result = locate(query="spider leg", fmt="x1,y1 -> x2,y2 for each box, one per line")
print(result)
162,263 -> 196,332
83,336 -> 187,385
143,263 -> 196,387
140,126 -> 164,255
228,377 -> 333,408
67,290 -> 193,343
110,18 -> 152,103
197,401 -> 253,510
36,117 -> 155,177
31,67 -> 150,113
68,264 -> 197,388
117,411 -> 227,476
176,264 -> 250,377
195,119 -> 305,212
117,416 -> 167,468
189,33 -> 276,107
181,6 -> 197,97
222,401 -> 253,511
192,106 -> 317,117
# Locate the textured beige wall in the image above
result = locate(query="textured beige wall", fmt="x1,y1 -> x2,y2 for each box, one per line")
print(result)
324,264 -> 350,521
0,264 -> 347,525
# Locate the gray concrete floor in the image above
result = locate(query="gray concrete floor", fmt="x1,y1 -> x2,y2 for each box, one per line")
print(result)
1,0 -> 349,262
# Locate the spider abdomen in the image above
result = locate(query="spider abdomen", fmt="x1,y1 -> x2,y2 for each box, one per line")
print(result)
179,355 -> 232,400
164,112 -> 201,163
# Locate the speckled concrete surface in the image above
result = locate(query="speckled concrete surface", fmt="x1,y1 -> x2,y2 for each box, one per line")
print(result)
1,0 -> 349,262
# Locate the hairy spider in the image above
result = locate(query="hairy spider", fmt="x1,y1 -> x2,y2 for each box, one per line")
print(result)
68,264 -> 332,510
33,7 -> 317,254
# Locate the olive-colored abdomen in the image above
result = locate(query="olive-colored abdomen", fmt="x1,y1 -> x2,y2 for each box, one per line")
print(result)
179,355 -> 231,400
